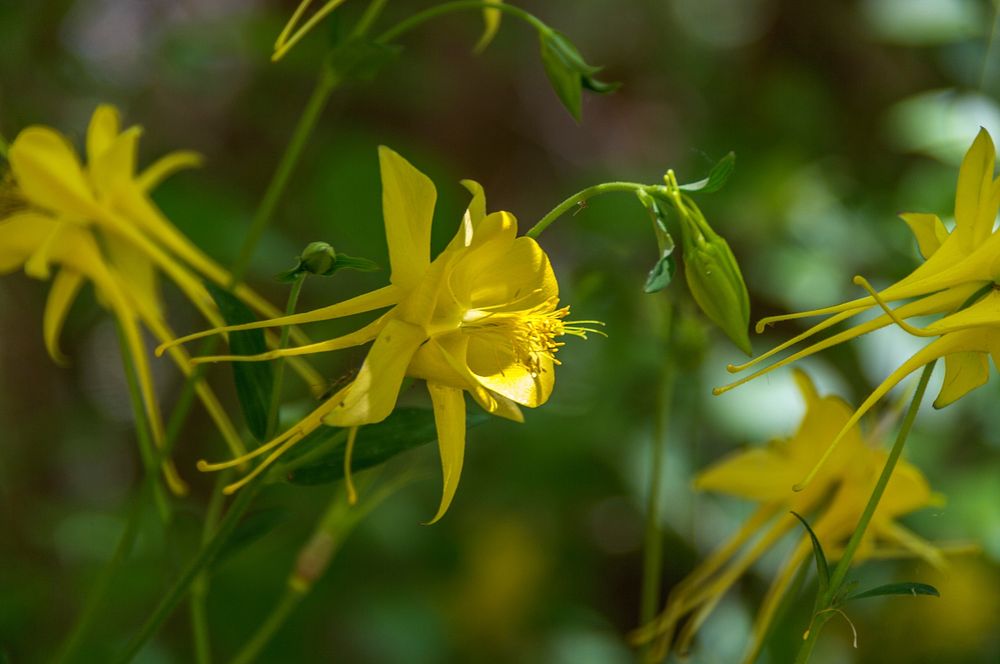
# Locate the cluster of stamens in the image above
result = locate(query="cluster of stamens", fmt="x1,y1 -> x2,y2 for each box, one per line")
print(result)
462,298 -> 604,377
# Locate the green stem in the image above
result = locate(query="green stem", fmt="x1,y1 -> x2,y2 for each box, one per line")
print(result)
793,361 -> 936,664
228,588 -> 305,664
266,275 -> 306,438
525,182 -> 655,239
350,0 -> 391,39
190,473 -> 230,664
639,301 -> 674,662
52,489 -> 145,664
375,1 -> 548,44
115,479 -> 262,663
231,67 -> 340,280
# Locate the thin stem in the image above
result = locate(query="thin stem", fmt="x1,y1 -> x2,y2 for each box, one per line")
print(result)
375,1 -> 547,44
52,489 -> 145,664
639,301 -> 674,663
190,473 -> 230,664
266,275 -> 306,438
349,0 -> 390,39
231,68 -> 340,280
793,361 -> 936,664
228,588 -> 305,664
115,479 -> 262,663
525,182 -> 654,239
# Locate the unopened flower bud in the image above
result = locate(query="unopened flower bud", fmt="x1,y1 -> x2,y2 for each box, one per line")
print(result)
301,241 -> 337,276
680,217 -> 751,356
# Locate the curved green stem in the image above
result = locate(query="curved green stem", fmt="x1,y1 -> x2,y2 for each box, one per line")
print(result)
793,361 -> 935,664
376,1 -> 548,44
115,479 -> 262,663
525,182 -> 656,238
266,274 -> 306,438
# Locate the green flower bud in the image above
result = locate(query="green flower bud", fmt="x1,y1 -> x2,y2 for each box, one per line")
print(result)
538,29 -> 620,122
301,241 -> 338,276
678,210 -> 751,356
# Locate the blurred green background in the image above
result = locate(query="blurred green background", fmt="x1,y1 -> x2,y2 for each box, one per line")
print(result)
1,1 -> 999,662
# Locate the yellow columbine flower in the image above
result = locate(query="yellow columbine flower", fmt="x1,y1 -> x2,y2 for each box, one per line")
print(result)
0,105 -> 323,493
161,146 -> 597,522
717,128 -> 1000,490
632,370 -> 943,661
272,0 -> 503,62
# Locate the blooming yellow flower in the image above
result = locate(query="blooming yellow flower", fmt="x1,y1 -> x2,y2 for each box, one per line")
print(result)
161,146 -> 596,521
0,105 -> 323,493
632,370 -> 943,661
717,128 -> 1000,490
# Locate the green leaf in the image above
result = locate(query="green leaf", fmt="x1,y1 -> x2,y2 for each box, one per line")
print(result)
212,507 -> 288,570
205,282 -> 274,442
287,407 -> 491,485
644,249 -> 676,293
537,29 -> 619,122
679,152 -> 736,193
847,582 -> 940,602
333,253 -> 380,272
791,511 -> 830,594
539,31 -> 584,122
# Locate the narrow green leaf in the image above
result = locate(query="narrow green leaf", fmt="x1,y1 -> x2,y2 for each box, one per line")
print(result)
205,282 -> 274,442
287,407 -> 491,485
679,152 -> 736,193
644,249 -> 676,293
847,582 -> 940,602
212,507 -> 288,570
791,511 -> 830,594
539,32 -> 583,122
333,253 -> 380,272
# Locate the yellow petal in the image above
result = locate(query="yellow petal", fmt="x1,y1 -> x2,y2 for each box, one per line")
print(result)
445,179 -> 488,252
103,232 -> 162,318
426,382 -> 467,524
465,235 -> 556,311
157,284 -> 400,354
473,0 -> 503,53
467,335 -> 555,407
378,146 -> 435,288
89,126 -> 142,197
694,443 -> 800,502
954,127 -> 997,244
0,212 -> 56,274
791,368 -> 819,406
43,269 -> 85,366
192,315 -> 387,364
86,105 -> 122,163
322,318 -> 426,426
9,127 -> 96,217
900,212 -> 949,259
138,150 -> 203,191
934,351 -> 990,408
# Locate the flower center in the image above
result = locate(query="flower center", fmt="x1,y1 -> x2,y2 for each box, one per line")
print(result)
461,298 -> 602,376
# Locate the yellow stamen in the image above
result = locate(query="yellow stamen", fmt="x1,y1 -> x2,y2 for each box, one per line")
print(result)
272,0 -> 349,62
853,275 -> 937,337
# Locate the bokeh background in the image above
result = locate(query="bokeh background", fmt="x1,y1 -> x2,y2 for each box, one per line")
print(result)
2,1 -> 1000,662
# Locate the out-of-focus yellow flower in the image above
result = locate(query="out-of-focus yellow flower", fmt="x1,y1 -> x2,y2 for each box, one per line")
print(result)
272,0 -> 504,62
161,147 -> 597,521
0,105 -> 322,493
717,128 -> 1000,491
632,371 -> 943,661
